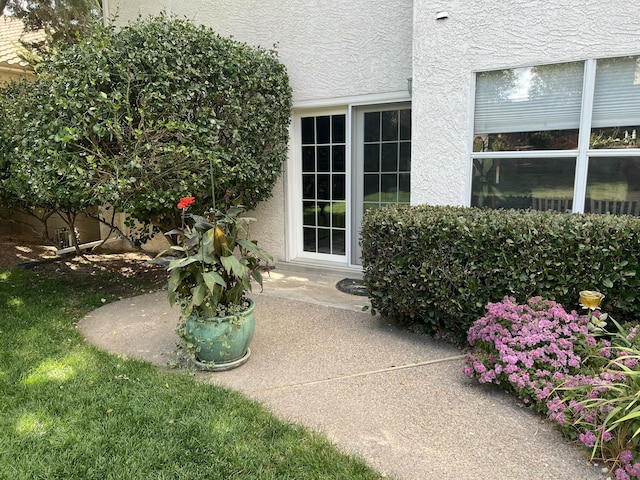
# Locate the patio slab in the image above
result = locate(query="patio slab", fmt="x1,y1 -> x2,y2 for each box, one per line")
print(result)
78,266 -> 606,480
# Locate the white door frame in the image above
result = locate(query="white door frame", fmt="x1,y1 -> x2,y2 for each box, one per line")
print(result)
286,96 -> 411,268
286,106 -> 351,265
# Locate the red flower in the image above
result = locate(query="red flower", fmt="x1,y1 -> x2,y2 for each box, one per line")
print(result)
177,196 -> 195,209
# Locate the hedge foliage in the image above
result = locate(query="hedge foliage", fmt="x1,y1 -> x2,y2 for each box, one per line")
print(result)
361,205 -> 640,341
1,14 -> 292,240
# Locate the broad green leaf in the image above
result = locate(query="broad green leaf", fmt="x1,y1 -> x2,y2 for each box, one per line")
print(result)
192,283 -> 207,306
612,409 -> 640,426
237,239 -> 272,261
220,255 -> 248,278
203,271 -> 226,291
167,257 -> 200,271
252,269 -> 263,287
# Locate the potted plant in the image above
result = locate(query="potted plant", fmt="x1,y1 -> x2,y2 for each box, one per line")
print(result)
161,195 -> 272,371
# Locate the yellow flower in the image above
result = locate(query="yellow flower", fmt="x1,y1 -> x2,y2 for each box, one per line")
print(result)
213,226 -> 228,256
579,290 -> 604,309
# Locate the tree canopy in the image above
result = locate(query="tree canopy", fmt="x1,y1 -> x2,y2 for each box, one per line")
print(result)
0,15 -> 292,245
1,0 -> 102,47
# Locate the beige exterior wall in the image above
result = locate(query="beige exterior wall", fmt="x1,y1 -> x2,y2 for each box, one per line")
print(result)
0,15 -> 41,84
0,208 -> 101,246
97,209 -> 171,253
0,66 -> 32,84
411,0 -> 640,207
245,176 -> 286,262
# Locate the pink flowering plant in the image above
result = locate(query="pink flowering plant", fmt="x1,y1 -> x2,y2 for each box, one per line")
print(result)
555,343 -> 640,480
464,294 -> 640,479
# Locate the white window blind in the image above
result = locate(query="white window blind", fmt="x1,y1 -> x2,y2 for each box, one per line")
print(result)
592,55 -> 640,128
474,62 -> 584,134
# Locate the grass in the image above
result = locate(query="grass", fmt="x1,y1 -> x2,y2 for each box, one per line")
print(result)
0,268 -> 385,480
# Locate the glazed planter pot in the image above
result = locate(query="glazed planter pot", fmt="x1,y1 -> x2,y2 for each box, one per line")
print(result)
184,299 -> 255,371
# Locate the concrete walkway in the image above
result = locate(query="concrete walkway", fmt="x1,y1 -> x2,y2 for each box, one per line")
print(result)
78,265 -> 606,480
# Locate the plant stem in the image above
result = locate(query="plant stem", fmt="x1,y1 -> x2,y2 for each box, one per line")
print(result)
209,157 -> 216,211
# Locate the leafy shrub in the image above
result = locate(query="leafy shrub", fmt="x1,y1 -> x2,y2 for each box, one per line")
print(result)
361,205 -> 640,339
1,14 -> 292,241
464,296 -> 640,479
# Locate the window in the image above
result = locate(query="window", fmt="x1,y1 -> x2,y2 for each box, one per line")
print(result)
301,114 -> 347,255
362,109 -> 411,211
471,55 -> 640,215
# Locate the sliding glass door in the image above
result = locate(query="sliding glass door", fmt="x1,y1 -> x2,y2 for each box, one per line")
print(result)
352,104 -> 411,265
292,103 -> 411,266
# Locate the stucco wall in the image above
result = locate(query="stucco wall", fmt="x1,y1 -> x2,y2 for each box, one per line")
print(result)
0,67 -> 32,84
411,0 -> 640,207
246,175 -> 286,262
0,208 -> 100,246
105,0 -> 413,104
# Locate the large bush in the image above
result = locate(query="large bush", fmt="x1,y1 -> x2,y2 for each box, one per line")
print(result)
361,205 -> 640,339
1,14 -> 292,241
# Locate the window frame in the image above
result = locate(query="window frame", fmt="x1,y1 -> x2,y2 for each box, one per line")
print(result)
469,56 -> 640,214
288,107 -> 350,264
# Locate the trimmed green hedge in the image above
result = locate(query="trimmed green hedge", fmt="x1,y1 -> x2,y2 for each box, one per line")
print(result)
361,205 -> 640,341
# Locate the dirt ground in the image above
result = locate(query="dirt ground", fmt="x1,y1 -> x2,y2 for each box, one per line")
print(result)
0,234 -> 167,286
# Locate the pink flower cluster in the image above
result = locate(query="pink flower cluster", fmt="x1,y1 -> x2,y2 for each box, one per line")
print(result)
463,296 -> 638,478
616,450 -> 640,480
464,296 -> 603,404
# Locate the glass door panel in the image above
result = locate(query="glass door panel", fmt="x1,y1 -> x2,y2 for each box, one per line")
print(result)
353,105 -> 411,265
300,114 -> 347,256
362,108 -> 411,210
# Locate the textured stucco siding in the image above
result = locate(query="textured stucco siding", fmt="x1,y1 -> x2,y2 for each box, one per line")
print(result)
104,0 -> 413,104
243,176 -> 286,262
0,68 -> 32,84
411,0 -> 640,207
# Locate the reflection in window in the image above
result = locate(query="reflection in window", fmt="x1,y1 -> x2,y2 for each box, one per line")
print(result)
584,157 -> 640,215
473,130 -> 579,152
474,62 -> 583,152
471,158 -> 576,212
301,114 -> 347,255
591,127 -> 639,149
591,56 -> 640,149
472,55 -> 640,216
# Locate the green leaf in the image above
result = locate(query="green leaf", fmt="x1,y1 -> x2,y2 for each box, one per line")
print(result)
167,257 -> 200,271
203,271 -> 226,291
611,409 -> 640,428
191,283 -> 207,306
251,269 -> 263,287
236,239 -> 272,261
220,255 -> 248,278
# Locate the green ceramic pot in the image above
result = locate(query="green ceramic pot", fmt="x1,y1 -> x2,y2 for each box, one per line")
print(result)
184,299 -> 255,369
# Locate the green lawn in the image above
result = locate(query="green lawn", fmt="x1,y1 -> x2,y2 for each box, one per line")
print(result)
0,269 -> 384,480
